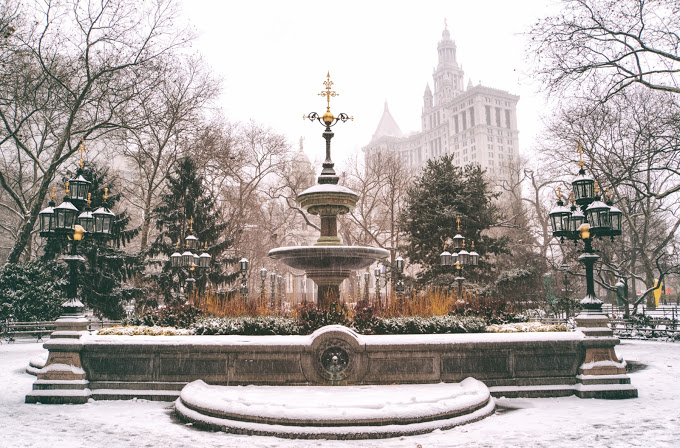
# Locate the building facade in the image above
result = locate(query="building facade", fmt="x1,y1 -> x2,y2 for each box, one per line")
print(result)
363,25 -> 520,182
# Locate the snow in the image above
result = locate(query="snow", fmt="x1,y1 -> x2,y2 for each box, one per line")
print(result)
179,378 -> 489,422
1,339 -> 679,447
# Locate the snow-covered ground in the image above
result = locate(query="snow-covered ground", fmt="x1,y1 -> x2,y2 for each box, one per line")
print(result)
1,339 -> 678,447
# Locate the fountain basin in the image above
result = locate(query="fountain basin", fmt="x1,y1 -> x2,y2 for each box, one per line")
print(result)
268,245 -> 389,272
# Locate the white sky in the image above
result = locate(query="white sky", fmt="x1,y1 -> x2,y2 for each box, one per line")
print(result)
180,0 -> 557,168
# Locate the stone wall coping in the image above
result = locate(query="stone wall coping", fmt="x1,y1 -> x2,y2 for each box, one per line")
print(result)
76,328 -> 584,350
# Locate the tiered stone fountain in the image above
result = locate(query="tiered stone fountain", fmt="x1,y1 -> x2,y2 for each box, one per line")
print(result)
268,75 -> 389,308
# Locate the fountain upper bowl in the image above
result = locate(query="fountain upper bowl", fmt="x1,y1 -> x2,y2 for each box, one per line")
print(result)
268,245 -> 389,271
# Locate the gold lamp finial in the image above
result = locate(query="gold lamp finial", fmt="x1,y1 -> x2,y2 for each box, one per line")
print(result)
103,188 -> 109,201
319,71 -> 338,114
456,216 -> 461,232
78,138 -> 86,168
176,241 -> 180,249
605,187 -> 611,200
87,192 -> 91,206
188,217 -> 194,233
557,186 -> 563,201
50,187 -> 56,201
594,181 -> 600,196
578,141 -> 584,168
569,192 -> 575,205
65,181 -> 70,196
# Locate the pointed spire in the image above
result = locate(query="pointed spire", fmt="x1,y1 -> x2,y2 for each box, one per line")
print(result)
371,100 -> 403,142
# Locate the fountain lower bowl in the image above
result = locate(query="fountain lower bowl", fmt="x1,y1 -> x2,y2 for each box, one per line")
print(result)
268,245 -> 389,272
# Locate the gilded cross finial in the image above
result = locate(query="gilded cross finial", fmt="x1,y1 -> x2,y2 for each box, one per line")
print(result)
319,71 -> 337,113
456,216 -> 461,232
103,188 -> 108,202
78,138 -> 86,168
577,141 -> 584,168
188,217 -> 194,233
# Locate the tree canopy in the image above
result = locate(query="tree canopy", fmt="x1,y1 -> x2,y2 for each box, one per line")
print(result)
399,156 -> 506,283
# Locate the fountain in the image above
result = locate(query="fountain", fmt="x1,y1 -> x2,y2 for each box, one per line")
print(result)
268,73 -> 389,308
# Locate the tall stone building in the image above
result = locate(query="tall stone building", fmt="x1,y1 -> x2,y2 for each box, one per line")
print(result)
363,25 -> 520,182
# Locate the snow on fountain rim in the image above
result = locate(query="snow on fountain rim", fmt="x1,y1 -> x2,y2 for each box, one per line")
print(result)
179,378 -> 490,422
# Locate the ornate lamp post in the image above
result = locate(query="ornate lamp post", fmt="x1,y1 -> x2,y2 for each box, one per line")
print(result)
270,272 -> 276,307
239,258 -> 249,301
170,218 -> 211,302
374,266 -> 382,307
548,143 -> 622,319
260,267 -> 268,304
364,271 -> 370,302
440,217 -> 480,297
38,139 -> 116,330
395,255 -> 405,299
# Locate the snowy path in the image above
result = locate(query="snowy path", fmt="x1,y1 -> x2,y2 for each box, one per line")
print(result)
1,340 -> 677,447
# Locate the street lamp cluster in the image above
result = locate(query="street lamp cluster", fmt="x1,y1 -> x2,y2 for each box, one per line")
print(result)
169,218 -> 212,300
548,143 -> 622,312
440,217 -> 480,296
38,140 -> 116,311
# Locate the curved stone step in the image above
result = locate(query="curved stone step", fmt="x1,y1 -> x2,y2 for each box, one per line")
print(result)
175,379 -> 495,439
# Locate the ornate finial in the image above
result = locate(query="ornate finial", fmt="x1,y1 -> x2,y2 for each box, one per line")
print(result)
103,187 -> 109,201
569,192 -> 575,205
304,73 -> 353,127
456,216 -> 461,232
50,187 -> 56,201
78,138 -> 86,168
594,181 -> 600,195
557,186 -> 563,201
471,241 -> 475,249
444,18 -> 448,29
319,71 -> 337,114
176,241 -> 180,249
65,181 -> 70,196
577,141 -> 584,168
87,192 -> 91,206
605,187 -> 611,200
188,217 -> 194,233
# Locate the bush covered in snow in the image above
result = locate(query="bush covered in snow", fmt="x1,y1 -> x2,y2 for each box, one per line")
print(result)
486,322 -> 568,333
192,316 -> 300,335
123,303 -> 203,328
97,325 -> 192,336
0,260 -> 66,322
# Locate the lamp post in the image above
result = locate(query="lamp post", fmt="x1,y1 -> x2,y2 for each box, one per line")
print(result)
374,266 -> 382,307
260,267 -> 268,304
548,143 -> 622,318
37,139 -> 116,331
440,216 -> 480,298
364,271 -> 370,302
169,218 -> 211,302
239,258 -> 249,301
270,272 -> 276,307
395,255 -> 405,300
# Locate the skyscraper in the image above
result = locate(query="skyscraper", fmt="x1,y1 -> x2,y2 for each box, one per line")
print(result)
363,24 -> 520,183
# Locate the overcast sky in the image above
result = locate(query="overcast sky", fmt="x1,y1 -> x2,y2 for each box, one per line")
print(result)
180,0 -> 558,167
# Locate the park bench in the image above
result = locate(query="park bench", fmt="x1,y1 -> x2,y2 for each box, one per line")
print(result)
1,320 -> 56,343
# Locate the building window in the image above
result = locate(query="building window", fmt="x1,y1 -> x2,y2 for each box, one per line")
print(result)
505,110 -> 511,129
469,108 -> 475,127
485,105 -> 491,125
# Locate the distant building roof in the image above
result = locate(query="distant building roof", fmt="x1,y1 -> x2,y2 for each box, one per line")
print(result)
370,101 -> 403,143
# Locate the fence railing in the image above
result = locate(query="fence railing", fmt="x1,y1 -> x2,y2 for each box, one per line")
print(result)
1,319 -> 122,343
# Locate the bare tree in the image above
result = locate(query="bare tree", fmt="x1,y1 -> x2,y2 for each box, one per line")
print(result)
343,148 -> 413,268
116,55 -> 220,250
0,0 -> 192,263
527,0 -> 680,100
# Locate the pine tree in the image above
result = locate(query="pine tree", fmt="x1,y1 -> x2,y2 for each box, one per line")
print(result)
399,155 -> 507,283
148,157 -> 237,304
41,163 -> 144,319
